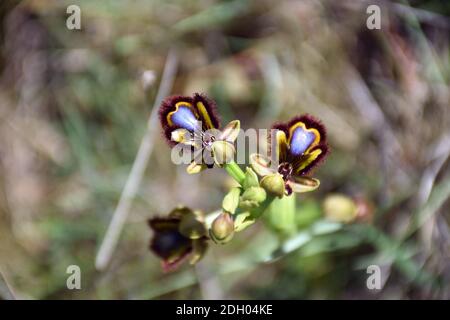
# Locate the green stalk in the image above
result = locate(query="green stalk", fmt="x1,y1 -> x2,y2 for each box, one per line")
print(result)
266,194 -> 296,236
223,161 -> 246,185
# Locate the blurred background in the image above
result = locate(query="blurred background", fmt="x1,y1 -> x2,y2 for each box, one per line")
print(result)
0,0 -> 449,299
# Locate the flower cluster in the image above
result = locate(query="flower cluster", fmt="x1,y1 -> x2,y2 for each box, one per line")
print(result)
149,93 -> 329,271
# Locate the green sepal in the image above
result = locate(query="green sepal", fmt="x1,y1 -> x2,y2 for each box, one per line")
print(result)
178,209 -> 207,239
234,211 -> 256,232
239,187 -> 266,210
222,187 -> 241,214
242,167 -> 259,190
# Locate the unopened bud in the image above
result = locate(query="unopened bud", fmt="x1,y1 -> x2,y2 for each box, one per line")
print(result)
323,194 -> 357,223
260,173 -> 285,198
210,212 -> 234,244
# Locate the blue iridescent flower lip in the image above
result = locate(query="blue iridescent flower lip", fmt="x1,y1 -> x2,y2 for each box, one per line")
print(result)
169,104 -> 201,132
289,125 -> 317,156
159,93 -> 220,146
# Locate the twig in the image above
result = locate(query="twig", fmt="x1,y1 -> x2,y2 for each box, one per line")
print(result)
95,49 -> 178,271
344,67 -> 404,203
392,1 -> 450,30
417,132 -> 450,205
404,176 -> 450,241
0,268 -> 17,300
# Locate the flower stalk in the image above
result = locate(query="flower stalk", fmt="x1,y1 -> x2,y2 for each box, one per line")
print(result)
223,161 -> 246,185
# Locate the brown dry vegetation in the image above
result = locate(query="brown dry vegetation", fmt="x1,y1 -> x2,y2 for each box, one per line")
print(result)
0,0 -> 449,299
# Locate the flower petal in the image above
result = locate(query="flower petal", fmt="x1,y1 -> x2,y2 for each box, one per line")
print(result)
219,120 -> 240,142
274,129 -> 288,163
179,210 -> 207,239
189,238 -> 208,265
186,148 -> 211,174
168,206 -> 195,219
286,176 -> 320,193
293,143 -> 329,175
186,161 -> 207,174
148,217 -> 193,271
171,128 -> 199,147
250,153 -> 276,177
193,93 -> 221,130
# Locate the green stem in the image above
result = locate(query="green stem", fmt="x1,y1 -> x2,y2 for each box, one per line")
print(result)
223,161 -> 246,185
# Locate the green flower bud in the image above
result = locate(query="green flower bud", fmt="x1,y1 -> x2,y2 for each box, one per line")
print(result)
211,141 -> 235,166
222,187 -> 241,214
260,173 -> 285,198
323,194 -> 357,223
210,212 -> 235,244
